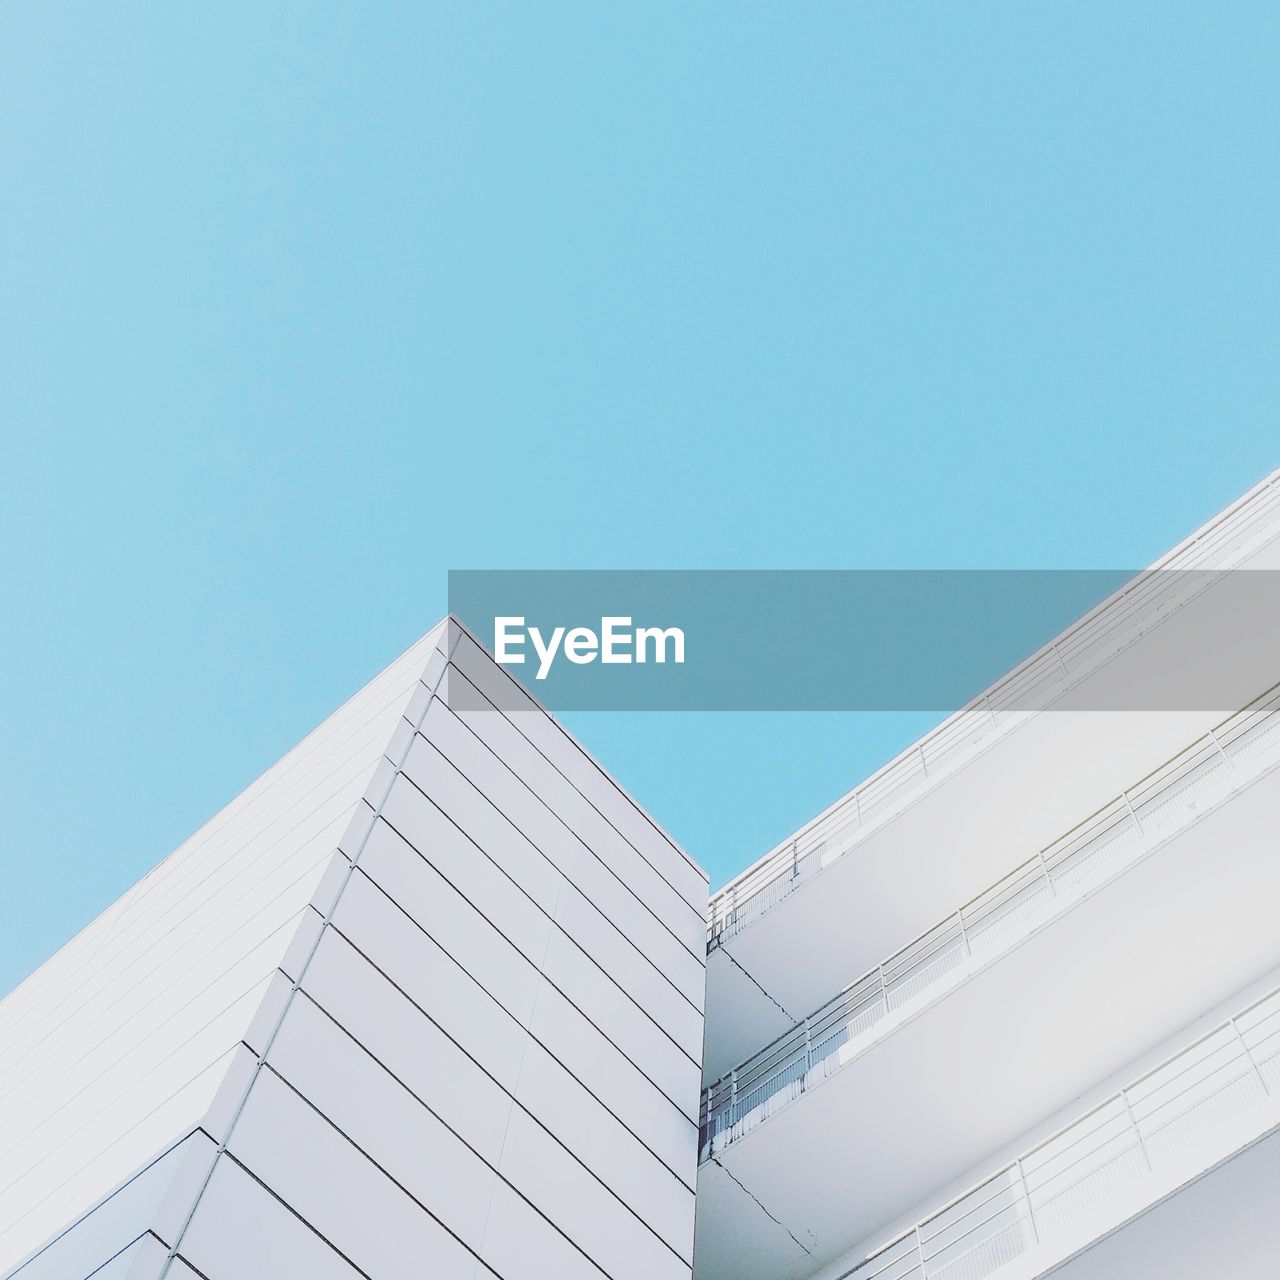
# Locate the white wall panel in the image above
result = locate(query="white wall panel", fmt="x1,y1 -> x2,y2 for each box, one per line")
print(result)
0,627 -> 443,1278
551,881 -> 703,1059
300,928 -> 517,1161
361,816 -> 556,991
285,947 -> 691,1278
478,1182 -> 602,1280
431,686 -> 704,952
0,629 -> 435,1044
382,757 -> 702,1053
0,989 -> 266,1201
330,864 -> 696,1175
179,1156 -> 363,1280
523,971 -> 697,1169
512,1040 -> 697,1240
91,1232 -> 167,1280
265,996 -> 500,1247
356,814 -> 698,1111
226,1069 -> 485,1280
1,1132 -> 207,1280
402,724 -> 705,1007
447,630 -> 707,908
0,1057 -> 228,1271
337,860 -> 543,1035
0,917 -> 297,1141
304,923 -> 695,1247
495,1105 -> 689,1280
159,1262 -> 203,1280
327,865 -> 538,1082
0,803 -> 344,1078
2,619 -> 704,1280
537,927 -> 700,1103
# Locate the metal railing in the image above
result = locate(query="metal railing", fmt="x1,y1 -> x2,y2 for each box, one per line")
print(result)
707,473 -> 1280,948
700,680 -> 1280,1159
842,982 -> 1280,1280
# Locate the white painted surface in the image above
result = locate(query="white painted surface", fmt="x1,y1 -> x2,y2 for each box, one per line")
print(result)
705,499 -> 1280,1085
2,619 -> 705,1280
179,1156 -> 364,1280
0,626 -> 441,1277
174,620 -> 705,1278
1,1132 -> 211,1280
1043,1121 -> 1280,1280
694,741 -> 1280,1279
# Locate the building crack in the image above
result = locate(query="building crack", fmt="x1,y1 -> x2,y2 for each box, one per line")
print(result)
722,944 -> 799,1023
713,1157 -> 814,1257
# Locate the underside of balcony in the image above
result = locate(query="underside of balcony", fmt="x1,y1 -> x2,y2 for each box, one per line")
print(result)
692,762 -> 1280,1280
705,525 -> 1280,1086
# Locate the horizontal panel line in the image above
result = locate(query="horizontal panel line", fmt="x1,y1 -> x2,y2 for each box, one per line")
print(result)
216,1151 -> 382,1280
411,718 -> 704,989
426,694 -> 705,963
383,778 -> 701,1066
447,623 -> 705,883
83,1230 -> 171,1280
288,988 -> 693,1268
321,920 -> 697,1194
348,862 -> 699,1129
444,656 -> 705,913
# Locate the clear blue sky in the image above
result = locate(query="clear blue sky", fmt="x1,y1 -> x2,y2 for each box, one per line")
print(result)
1,3 -> 1276,995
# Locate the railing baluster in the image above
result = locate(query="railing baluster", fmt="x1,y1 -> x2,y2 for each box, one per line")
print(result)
1119,1088 -> 1152,1172
1121,788 -> 1145,837
1208,725 -> 1236,772
1035,845 -> 1056,895
1013,1157 -> 1039,1245
1230,1015 -> 1270,1097
1051,641 -> 1070,677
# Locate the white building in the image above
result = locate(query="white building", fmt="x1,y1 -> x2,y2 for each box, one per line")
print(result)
5,472 -> 1280,1280
0,620 -> 707,1280
695,468 -> 1280,1280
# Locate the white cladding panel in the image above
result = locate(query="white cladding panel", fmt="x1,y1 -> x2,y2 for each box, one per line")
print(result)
11,621 -> 707,1280
0,627 -> 438,1278
1,1131 -> 213,1280
180,1155 -> 365,1280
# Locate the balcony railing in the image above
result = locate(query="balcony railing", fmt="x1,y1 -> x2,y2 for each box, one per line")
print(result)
842,982 -> 1280,1280
700,680 -> 1280,1159
707,473 -> 1280,948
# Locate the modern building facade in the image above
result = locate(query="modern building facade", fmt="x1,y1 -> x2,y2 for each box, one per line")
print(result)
0,620 -> 707,1280
694,468 -> 1280,1280
4,471 -> 1280,1280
